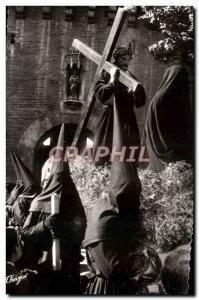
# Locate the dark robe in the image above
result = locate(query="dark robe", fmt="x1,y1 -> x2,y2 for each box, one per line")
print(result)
11,184 -> 41,270
12,184 -> 41,227
22,124 -> 86,294
143,65 -> 193,172
22,172 -> 86,294
93,70 -> 146,165
82,196 -> 161,295
82,99 -> 161,295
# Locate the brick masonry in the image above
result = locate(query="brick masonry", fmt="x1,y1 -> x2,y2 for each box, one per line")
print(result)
6,6 -> 168,183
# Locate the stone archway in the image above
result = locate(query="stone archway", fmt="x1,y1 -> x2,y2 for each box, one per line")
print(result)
15,113 -> 93,183
18,114 -> 64,151
33,123 -> 93,181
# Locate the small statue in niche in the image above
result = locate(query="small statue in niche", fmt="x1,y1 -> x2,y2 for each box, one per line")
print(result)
69,67 -> 80,100
65,62 -> 81,100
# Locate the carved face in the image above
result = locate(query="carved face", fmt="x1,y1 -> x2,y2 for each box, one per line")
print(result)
117,54 -> 131,71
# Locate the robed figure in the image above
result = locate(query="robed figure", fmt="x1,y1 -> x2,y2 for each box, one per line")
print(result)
143,65 -> 193,172
93,44 -> 146,166
83,98 -> 161,295
9,152 -> 41,228
22,124 -> 87,294
7,152 -> 42,270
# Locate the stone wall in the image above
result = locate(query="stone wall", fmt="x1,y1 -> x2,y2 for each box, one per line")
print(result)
6,6 -> 166,182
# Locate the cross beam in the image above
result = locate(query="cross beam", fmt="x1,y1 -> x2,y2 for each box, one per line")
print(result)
72,8 -> 130,147
72,39 -> 139,91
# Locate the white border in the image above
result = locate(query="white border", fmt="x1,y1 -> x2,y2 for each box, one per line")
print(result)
1,1 -> 198,299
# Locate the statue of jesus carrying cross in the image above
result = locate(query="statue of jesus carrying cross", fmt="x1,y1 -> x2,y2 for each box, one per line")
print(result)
93,43 -> 146,165
72,7 -> 146,165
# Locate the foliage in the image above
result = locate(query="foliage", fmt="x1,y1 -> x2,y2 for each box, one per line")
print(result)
70,156 -> 111,206
138,6 -> 194,65
69,158 -> 193,252
139,161 -> 193,251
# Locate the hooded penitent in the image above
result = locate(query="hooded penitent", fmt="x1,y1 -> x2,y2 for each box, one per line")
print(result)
82,101 -> 162,295
29,124 -> 86,228
9,152 -> 41,224
10,152 -> 38,190
7,152 -> 41,206
83,98 -> 145,249
143,65 -> 192,172
22,124 -> 86,294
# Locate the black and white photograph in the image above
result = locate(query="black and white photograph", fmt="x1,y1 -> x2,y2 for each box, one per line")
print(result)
5,3 -> 194,296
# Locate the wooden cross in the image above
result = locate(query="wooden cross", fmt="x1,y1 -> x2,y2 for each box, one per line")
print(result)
72,7 -> 141,147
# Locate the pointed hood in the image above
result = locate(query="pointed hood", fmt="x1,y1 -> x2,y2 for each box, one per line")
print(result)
108,98 -> 141,215
10,152 -> 36,189
10,152 -> 21,182
29,124 -> 86,227
8,153 -> 41,225
49,123 -> 69,175
83,99 -> 145,248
